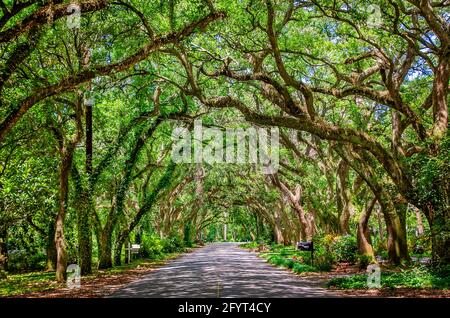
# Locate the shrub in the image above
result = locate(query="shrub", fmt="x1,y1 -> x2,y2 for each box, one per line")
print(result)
314,254 -> 333,272
140,234 -> 164,259
357,254 -> 376,269
333,235 -> 358,263
240,242 -> 259,249
183,224 -> 194,248
267,255 -> 285,267
327,275 -> 367,289
327,266 -> 450,290
162,235 -> 185,253
7,250 -> 46,272
292,263 -> 316,273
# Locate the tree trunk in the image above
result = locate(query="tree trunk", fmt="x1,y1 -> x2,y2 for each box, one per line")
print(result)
426,204 -> 450,265
357,198 -> 376,262
414,206 -> 424,236
46,222 -> 57,271
98,229 -> 113,269
114,235 -> 125,266
273,205 -> 284,244
376,204 -> 384,244
55,149 -> 74,283
337,160 -> 354,234
381,200 -> 409,265
54,92 -> 83,282
0,228 -> 8,278
335,145 -> 409,264
55,211 -> 68,282
77,99 -> 93,275
77,194 -> 92,275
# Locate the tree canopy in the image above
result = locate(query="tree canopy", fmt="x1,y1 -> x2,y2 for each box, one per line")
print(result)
0,0 -> 448,283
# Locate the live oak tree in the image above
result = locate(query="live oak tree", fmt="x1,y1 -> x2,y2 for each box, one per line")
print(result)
154,0 -> 448,264
0,0 -> 448,285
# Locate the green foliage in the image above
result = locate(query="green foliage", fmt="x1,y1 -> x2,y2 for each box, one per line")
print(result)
267,254 -> 318,273
357,254 -> 375,269
0,271 -> 56,297
140,234 -> 164,259
7,251 -> 47,272
412,136 -> 449,194
327,266 -> 450,290
183,223 -> 194,247
313,254 -> 334,272
240,242 -> 259,249
0,0 -> 449,289
327,274 -> 367,289
162,234 -> 185,254
332,235 -> 358,263
292,263 -> 318,274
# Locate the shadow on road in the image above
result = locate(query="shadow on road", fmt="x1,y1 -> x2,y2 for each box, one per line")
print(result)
108,242 -> 338,298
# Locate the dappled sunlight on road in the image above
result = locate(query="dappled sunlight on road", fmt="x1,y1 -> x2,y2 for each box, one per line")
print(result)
108,243 -> 338,298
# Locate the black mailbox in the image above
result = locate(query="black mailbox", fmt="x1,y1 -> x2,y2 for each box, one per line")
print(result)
297,241 -> 314,266
297,241 -> 313,251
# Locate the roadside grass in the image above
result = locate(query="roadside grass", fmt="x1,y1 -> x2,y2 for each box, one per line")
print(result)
241,243 -> 321,274
0,251 -> 185,297
327,265 -> 450,290
242,242 -> 450,291
0,271 -> 58,297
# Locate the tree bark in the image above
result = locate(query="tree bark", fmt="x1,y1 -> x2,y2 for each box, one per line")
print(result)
0,228 -> 8,277
55,152 -> 70,282
414,205 -> 424,236
337,160 -> 354,234
54,93 -> 83,282
77,98 -> 93,275
335,144 -> 409,264
357,198 -> 376,262
113,161 -> 176,265
98,218 -> 114,270
273,204 -> 284,244
46,222 -> 57,271
426,204 -> 450,265
77,192 -> 92,275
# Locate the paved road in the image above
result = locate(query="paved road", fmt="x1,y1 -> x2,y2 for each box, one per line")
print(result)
109,242 -> 338,298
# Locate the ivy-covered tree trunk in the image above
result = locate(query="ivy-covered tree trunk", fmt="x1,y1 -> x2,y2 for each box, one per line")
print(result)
0,228 -> 8,278
426,205 -> 450,265
46,222 -> 57,271
55,149 -> 73,283
113,161 -> 176,266
77,193 -> 92,275
98,228 -> 113,269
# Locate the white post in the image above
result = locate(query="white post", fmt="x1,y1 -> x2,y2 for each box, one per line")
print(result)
128,242 -> 131,264
223,212 -> 227,241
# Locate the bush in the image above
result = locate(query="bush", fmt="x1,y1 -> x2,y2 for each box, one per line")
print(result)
240,242 -> 259,249
314,254 -> 334,272
183,224 -> 194,248
7,250 -> 46,272
327,265 -> 450,290
140,234 -> 164,259
357,254 -> 375,269
292,263 -> 316,273
162,235 -> 185,253
333,235 -> 358,263
267,254 -> 319,273
327,275 -> 367,289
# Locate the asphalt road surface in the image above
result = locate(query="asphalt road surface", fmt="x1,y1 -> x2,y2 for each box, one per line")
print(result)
109,242 -> 338,298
